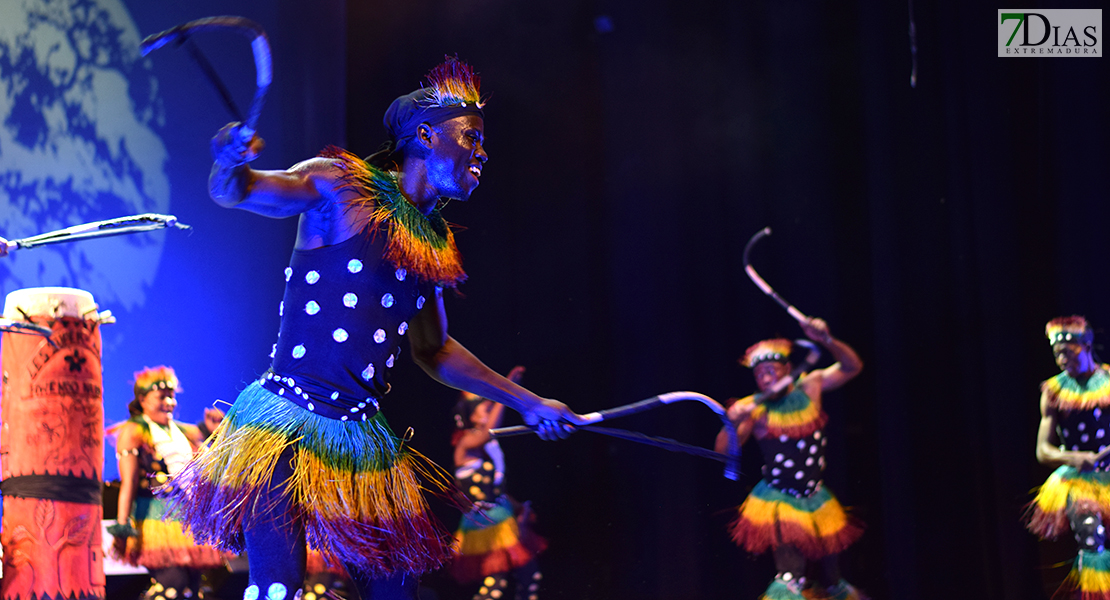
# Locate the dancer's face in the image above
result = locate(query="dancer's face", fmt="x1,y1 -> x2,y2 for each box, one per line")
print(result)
753,361 -> 790,393
425,115 -> 487,201
1053,340 -> 1091,375
140,388 -> 177,425
470,400 -> 494,428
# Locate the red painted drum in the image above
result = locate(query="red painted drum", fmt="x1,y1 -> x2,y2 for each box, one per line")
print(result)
1,288 -> 107,600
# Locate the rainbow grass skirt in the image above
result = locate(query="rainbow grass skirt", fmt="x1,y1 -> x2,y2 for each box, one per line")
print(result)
450,496 -> 547,583
115,496 -> 226,570
161,381 -> 456,577
1028,466 -> 1110,540
730,480 -> 863,559
1057,550 -> 1110,600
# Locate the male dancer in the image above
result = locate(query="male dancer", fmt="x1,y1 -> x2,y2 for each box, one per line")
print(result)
165,57 -> 582,600
716,317 -> 866,600
1028,316 -> 1110,599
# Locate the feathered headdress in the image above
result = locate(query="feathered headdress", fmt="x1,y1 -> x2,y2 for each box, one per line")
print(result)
420,56 -> 485,110
1046,316 -> 1093,345
383,56 -> 486,148
133,365 -> 180,396
740,339 -> 793,368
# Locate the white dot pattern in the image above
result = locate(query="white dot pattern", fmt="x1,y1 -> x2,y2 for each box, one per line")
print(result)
267,583 -> 288,600
1057,405 -> 1110,466
245,586 -> 260,600
760,427 -> 826,497
271,249 -> 438,417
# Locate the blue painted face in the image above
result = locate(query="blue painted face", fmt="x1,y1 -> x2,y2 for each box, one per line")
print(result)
1054,341 -> 1090,375
425,115 -> 487,202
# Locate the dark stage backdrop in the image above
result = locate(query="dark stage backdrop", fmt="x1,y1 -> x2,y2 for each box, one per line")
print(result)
2,0 -> 1107,599
348,1 -> 1107,600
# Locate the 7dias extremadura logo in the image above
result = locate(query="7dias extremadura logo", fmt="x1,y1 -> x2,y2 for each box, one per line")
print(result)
999,9 -> 1101,56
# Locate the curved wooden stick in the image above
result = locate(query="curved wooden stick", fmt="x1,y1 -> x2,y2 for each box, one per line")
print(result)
491,392 -> 742,480
141,16 -> 271,137
743,227 -> 809,323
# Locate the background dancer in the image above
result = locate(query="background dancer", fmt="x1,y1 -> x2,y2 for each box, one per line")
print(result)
110,366 -> 226,600
163,56 -> 582,600
450,366 -> 545,600
1027,316 -> 1110,599
716,318 -> 866,600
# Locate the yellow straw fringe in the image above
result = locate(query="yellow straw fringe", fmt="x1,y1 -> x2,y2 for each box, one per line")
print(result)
1035,470 -> 1110,514
131,518 -> 203,552
293,449 -> 442,522
1078,569 -> 1110,593
196,425 -> 292,493
454,519 -> 522,555
741,494 -> 850,538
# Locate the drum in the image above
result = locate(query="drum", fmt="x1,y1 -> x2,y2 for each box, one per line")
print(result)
1,287 -> 107,600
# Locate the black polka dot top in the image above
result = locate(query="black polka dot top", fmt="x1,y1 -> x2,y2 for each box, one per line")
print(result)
265,225 -> 436,420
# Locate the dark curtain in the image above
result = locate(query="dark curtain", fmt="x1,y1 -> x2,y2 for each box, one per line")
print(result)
346,1 -> 1108,599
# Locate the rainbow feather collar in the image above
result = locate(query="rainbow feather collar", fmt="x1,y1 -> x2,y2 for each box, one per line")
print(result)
323,147 -> 467,287
739,388 -> 828,439
1044,367 -> 1110,411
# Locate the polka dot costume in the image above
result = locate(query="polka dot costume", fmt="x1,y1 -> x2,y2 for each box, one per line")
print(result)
161,158 -> 467,578
451,444 -> 547,589
759,429 -> 828,497
265,226 -> 436,418
727,389 -> 863,559
1028,369 -> 1110,541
